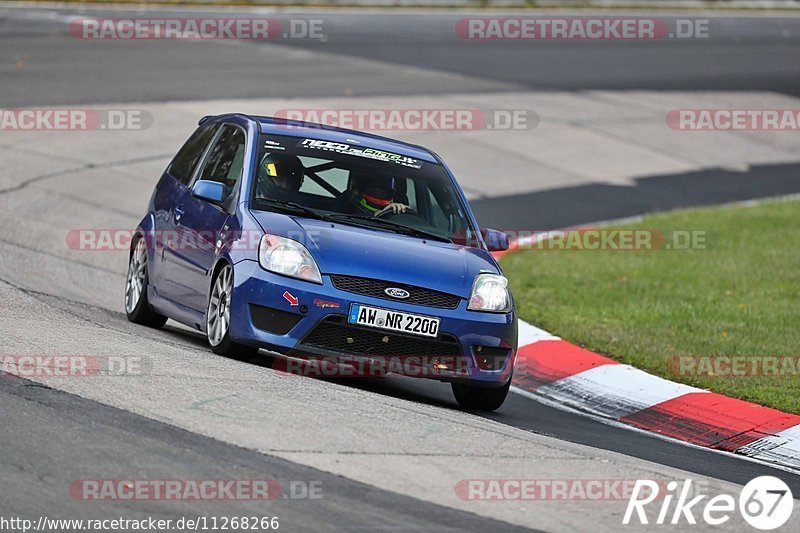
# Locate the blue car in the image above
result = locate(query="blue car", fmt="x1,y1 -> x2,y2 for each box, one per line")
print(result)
125,114 -> 517,410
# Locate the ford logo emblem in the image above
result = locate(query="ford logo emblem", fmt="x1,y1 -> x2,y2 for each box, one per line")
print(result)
385,287 -> 410,299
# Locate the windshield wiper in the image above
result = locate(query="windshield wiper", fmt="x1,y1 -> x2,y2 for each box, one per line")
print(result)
326,214 -> 453,243
256,199 -> 331,221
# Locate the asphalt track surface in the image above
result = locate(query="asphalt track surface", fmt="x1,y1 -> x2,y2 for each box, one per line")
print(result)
0,374 -> 531,532
2,7 -> 800,105
2,4 -> 800,531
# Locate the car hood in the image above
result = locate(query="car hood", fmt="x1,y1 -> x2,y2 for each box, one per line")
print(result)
250,210 -> 498,298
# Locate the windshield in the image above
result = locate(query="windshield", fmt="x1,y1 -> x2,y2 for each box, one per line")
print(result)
251,135 -> 477,245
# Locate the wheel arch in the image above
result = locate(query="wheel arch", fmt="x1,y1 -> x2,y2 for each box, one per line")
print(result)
209,257 -> 234,296
130,213 -> 156,261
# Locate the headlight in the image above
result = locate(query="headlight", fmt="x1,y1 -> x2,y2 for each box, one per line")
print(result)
468,273 -> 511,313
258,234 -> 322,284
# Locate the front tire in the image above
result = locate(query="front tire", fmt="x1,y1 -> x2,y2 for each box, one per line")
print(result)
125,236 -> 168,328
452,376 -> 511,411
207,264 -> 258,358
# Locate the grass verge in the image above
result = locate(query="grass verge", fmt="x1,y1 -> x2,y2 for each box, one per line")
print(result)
501,197 -> 800,414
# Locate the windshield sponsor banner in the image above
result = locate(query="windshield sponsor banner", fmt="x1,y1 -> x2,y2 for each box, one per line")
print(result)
275,108 -> 537,131
263,138 -> 287,150
456,17 -> 709,40
0,109 -> 152,131
299,139 -> 422,168
68,17 -> 330,40
667,109 -> 800,131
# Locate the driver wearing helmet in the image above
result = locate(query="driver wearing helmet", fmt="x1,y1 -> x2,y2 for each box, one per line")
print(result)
349,170 -> 410,217
256,153 -> 304,200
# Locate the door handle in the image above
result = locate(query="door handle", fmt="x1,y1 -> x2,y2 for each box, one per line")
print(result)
174,206 -> 185,223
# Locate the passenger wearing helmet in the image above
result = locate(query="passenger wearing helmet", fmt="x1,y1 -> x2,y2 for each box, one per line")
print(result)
348,170 -> 410,217
256,153 -> 304,200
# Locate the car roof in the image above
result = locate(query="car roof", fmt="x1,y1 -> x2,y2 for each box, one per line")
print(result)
244,115 -> 440,164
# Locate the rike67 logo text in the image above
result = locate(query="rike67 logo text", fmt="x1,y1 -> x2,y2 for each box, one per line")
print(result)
624,476 -> 793,530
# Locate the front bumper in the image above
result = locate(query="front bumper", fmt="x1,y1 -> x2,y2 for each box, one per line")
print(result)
229,259 -> 517,385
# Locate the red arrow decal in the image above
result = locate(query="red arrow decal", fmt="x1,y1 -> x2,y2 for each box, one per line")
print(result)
283,291 -> 299,306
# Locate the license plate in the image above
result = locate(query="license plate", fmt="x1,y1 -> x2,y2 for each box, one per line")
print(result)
348,304 -> 440,338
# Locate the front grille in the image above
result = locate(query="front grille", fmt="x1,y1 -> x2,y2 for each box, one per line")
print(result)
329,275 -> 461,309
295,316 -> 461,358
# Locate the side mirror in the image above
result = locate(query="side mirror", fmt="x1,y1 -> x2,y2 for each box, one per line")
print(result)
191,180 -> 226,203
482,228 -> 509,252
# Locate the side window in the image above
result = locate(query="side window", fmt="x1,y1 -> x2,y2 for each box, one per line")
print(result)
169,125 -> 218,185
196,125 -> 246,195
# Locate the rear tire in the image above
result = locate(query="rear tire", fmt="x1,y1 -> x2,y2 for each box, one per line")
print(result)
125,236 -> 168,329
452,376 -> 511,411
207,264 -> 258,359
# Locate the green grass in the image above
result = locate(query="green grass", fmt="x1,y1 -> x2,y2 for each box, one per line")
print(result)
501,198 -> 800,413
